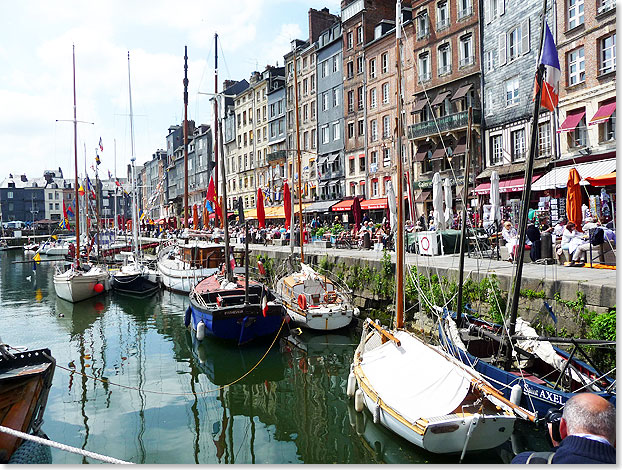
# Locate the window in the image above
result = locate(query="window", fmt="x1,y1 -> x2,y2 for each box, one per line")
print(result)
311,100 -> 316,119
511,128 -> 526,161
382,82 -> 390,103
49,203 -> 53,210
321,60 -> 329,78
321,125 -> 330,144
369,58 -> 376,79
347,61 -> 354,78
48,193 -> 53,199
381,53 -> 388,73
438,43 -> 451,75
437,1 -> 449,29
357,86 -> 364,109
383,148 -> 391,166
357,26 -> 363,44
417,13 -> 429,39
304,131 -> 309,150
568,0 -> 584,29
303,57 -> 308,69
332,55 -> 339,73
538,122 -> 551,157
349,158 -> 355,175
458,0 -> 473,18
370,119 -> 378,141
568,47 -> 585,85
358,119 -> 365,136
505,77 -> 519,106
348,122 -> 355,138
418,53 -> 430,82
383,115 -> 391,138
347,31 -> 354,49
372,179 -> 379,197
485,50 -> 494,72
311,129 -> 317,148
508,26 -> 522,60
332,121 -> 340,140
600,33 -> 616,74
359,155 -> 366,171
370,151 -> 378,166
332,88 -> 339,107
357,56 -> 364,74
303,78 -> 308,95
598,0 -> 615,13
303,104 -> 309,122
311,75 -> 315,92
322,92 -> 329,111
602,110 -> 616,141
570,114 -> 587,147
7,191 -> 12,199
370,88 -> 377,108
459,34 -> 474,66
490,134 -> 503,164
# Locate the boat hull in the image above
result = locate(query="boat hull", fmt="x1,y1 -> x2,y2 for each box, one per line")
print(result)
187,298 -> 283,344
284,303 -> 353,331
53,269 -> 110,303
111,272 -> 160,296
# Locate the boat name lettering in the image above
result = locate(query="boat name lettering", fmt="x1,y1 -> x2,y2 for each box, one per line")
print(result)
523,384 -> 564,405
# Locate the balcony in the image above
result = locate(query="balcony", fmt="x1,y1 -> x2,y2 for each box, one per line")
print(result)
457,6 -> 473,19
407,108 -> 481,140
459,56 -> 475,68
267,150 -> 287,162
438,65 -> 451,76
418,71 -> 431,83
437,18 -> 450,30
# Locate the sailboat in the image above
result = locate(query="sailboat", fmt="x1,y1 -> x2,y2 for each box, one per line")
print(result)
348,3 -> 534,458
185,57 -> 284,344
437,10 -> 616,416
53,46 -> 110,303
273,44 -> 356,331
157,46 -> 224,294
111,52 -> 160,297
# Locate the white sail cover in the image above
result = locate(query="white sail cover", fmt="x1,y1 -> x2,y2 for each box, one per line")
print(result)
386,181 -> 397,234
432,172 -> 445,230
443,177 -> 453,227
359,330 -> 471,423
490,171 -> 501,223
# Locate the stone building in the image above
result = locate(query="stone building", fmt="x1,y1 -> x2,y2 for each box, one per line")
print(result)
407,0 -> 480,217
265,71 -> 287,206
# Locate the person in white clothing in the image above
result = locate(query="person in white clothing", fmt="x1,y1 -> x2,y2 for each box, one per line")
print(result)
502,221 -> 519,262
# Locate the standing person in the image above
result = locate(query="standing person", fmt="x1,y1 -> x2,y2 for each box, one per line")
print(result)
526,218 -> 541,262
502,221 -> 519,262
512,393 -> 615,464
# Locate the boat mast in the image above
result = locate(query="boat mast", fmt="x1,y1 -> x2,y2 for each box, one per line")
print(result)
455,107 -> 473,327
504,0 -> 549,368
213,33 -> 220,228
95,161 -> 101,263
183,46 -> 189,231
72,45 -> 81,268
218,94 -> 233,282
114,138 -> 117,236
128,51 -> 140,268
292,51 -> 304,263
395,0 -> 405,328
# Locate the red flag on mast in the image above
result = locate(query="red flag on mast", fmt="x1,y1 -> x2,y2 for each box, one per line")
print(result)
256,188 -> 265,229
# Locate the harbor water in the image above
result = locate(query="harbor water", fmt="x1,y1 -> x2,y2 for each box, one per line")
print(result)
0,250 -> 548,464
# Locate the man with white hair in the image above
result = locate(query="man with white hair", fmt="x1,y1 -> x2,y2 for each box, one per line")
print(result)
512,393 -> 615,464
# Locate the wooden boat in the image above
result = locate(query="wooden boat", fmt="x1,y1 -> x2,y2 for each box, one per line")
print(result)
157,240 -> 224,293
186,269 -> 284,344
0,345 -> 55,463
275,264 -> 356,331
351,319 -> 533,455
53,264 -> 110,303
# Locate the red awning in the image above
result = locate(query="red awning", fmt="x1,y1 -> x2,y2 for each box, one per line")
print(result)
585,171 -> 616,186
557,110 -> 586,133
589,102 -> 616,126
361,198 -> 388,210
349,154 -> 356,159
473,175 -> 541,195
332,199 -> 355,212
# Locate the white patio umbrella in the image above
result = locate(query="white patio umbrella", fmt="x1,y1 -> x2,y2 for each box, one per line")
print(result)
443,178 -> 453,228
490,171 -> 501,224
386,180 -> 397,234
432,172 -> 445,230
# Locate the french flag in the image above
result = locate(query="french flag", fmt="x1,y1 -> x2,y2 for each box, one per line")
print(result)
536,22 -> 560,112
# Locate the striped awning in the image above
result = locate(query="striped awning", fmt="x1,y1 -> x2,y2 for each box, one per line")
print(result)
531,158 -> 617,191
589,102 -> 616,126
557,110 -> 586,133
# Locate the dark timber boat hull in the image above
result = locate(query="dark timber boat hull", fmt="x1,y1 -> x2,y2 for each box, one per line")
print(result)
111,273 -> 160,297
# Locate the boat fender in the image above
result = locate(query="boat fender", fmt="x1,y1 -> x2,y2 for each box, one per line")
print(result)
510,384 -> 522,405
346,372 -> 357,397
93,283 -> 104,293
353,307 -> 360,317
184,306 -> 192,327
297,294 -> 307,310
196,321 -> 206,341
354,389 -> 365,413
372,399 -> 381,424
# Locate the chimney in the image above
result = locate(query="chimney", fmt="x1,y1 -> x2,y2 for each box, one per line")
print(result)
308,7 -> 339,43
223,79 -> 238,91
20,175 -> 28,182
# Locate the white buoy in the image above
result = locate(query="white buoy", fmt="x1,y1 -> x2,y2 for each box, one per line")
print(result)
510,384 -> 522,405
196,321 -> 206,341
346,372 -> 356,397
354,389 -> 365,412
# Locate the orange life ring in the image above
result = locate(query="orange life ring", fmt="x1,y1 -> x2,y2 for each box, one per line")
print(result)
323,291 -> 337,303
297,293 -> 307,310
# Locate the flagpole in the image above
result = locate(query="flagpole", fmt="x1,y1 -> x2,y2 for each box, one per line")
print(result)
114,138 -> 117,238
503,0 -> 549,367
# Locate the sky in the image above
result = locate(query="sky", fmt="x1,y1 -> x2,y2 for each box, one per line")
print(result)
0,0 -> 340,181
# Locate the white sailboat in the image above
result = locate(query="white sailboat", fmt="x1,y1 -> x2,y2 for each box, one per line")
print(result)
53,45 -> 110,303
347,2 -> 534,458
111,51 -> 160,297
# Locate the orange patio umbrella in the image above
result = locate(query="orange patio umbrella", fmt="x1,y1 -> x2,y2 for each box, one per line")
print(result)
202,203 -> 208,228
585,171 -> 616,187
566,168 -> 582,230
192,204 -> 199,230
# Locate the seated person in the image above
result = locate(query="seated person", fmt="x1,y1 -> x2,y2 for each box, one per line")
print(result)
502,221 -> 519,262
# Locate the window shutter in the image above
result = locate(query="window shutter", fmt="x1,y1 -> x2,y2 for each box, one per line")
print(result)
499,0 -> 505,16
485,0 -> 491,24
521,18 -> 530,54
498,33 -> 507,65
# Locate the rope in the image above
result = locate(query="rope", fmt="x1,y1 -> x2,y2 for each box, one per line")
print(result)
54,319 -> 286,397
0,425 -> 132,464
